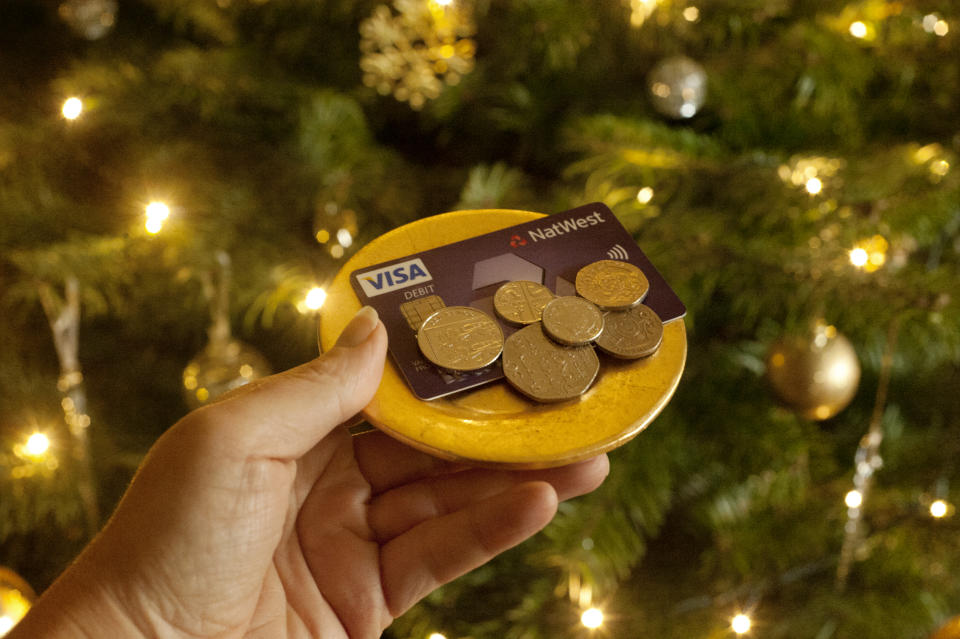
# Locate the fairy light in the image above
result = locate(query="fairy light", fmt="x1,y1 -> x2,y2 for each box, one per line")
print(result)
427,633 -> 448,639
145,201 -> 171,234
581,607 -> 604,629
336,228 -> 353,247
731,613 -> 752,634
934,20 -> 949,36
849,21 -> 867,38
24,432 -> 50,457
683,6 -> 699,21
62,97 -> 83,120
804,177 -> 823,195
304,287 -> 327,311
849,247 -> 868,267
845,489 -> 863,509
636,186 -> 654,204
930,499 -> 949,518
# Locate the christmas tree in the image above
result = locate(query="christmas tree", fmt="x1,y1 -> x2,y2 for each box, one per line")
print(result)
2,0 -> 959,637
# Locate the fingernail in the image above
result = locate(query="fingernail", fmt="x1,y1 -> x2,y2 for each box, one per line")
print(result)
336,306 -> 380,348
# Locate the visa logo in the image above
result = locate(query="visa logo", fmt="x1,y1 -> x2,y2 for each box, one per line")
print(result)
356,258 -> 432,298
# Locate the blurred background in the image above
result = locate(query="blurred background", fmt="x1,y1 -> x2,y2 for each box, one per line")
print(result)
1,0 -> 959,637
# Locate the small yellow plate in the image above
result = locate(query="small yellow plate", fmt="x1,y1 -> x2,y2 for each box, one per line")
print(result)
319,209 -> 687,469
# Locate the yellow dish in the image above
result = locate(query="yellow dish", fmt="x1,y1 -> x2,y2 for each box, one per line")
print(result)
319,209 -> 686,469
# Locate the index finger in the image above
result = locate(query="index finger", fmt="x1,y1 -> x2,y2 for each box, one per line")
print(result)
352,429 -> 467,494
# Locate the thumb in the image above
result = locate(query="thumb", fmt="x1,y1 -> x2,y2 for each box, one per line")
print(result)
206,305 -> 387,460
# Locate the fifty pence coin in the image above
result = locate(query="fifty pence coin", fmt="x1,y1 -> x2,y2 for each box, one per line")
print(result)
541,296 -> 604,346
417,306 -> 504,371
595,303 -> 663,359
493,280 -> 555,325
502,323 -> 600,402
575,260 -> 650,310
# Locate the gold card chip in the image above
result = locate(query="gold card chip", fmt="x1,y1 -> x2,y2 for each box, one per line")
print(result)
400,294 -> 447,332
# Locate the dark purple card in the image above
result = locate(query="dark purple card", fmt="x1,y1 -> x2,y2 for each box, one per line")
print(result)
350,202 -> 686,400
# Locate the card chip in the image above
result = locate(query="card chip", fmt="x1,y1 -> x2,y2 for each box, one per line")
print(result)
399,295 -> 447,332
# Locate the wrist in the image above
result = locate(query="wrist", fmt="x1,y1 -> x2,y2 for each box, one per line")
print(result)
8,541 -> 147,639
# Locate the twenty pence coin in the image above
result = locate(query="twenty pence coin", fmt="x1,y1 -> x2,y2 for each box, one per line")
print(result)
541,296 -> 604,346
493,280 -> 555,325
417,306 -> 504,371
502,323 -> 600,403
575,260 -> 650,310
595,304 -> 663,359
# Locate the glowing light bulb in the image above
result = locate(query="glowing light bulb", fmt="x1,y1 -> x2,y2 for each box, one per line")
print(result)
805,177 -> 823,194
581,607 -> 604,629
62,97 -> 83,120
0,615 -> 15,635
923,14 -> 939,32
683,6 -> 699,21
845,489 -> 863,508
731,613 -> 752,634
849,247 -> 868,267
427,633 -> 448,639
636,186 -> 654,204
934,20 -> 949,36
24,432 -> 50,457
849,21 -> 868,38
930,499 -> 948,518
145,217 -> 163,234
304,287 -> 327,311
336,228 -> 353,247
146,201 -> 170,221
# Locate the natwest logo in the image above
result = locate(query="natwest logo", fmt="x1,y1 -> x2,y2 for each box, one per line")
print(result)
509,234 -> 527,248
355,258 -> 432,298
525,210 -> 605,243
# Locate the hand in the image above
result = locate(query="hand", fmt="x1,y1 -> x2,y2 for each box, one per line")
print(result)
12,306 -> 609,639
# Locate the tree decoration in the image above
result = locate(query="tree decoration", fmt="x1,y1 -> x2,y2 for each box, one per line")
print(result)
646,56 -> 707,119
359,0 -> 477,110
181,252 -> 271,410
58,0 -> 117,40
314,201 -> 359,261
0,566 -> 35,637
765,321 -> 861,421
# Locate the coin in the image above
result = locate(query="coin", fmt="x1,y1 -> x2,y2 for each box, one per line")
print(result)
399,294 -> 446,332
575,260 -> 650,310
595,304 -> 663,359
502,323 -> 600,402
493,280 -> 555,325
417,306 -> 504,371
541,296 -> 604,346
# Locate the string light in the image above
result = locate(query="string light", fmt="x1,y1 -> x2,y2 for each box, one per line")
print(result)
848,236 -> 888,272
24,433 -> 50,458
731,613 -> 752,634
304,287 -> 327,311
845,489 -> 863,509
923,14 -> 949,36
636,186 -> 654,204
336,228 -> 353,248
427,633 -> 447,639
580,607 -> 604,629
804,177 -> 822,195
849,21 -> 867,38
145,201 -> 171,234
682,6 -> 699,22
930,499 -> 949,518
61,97 -> 83,120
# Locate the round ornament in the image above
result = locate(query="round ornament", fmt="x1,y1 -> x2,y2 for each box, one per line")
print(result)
59,0 -> 117,40
765,322 -> 861,420
319,208 -> 687,469
931,616 -> 960,639
647,55 -> 707,119
0,566 -> 36,636
182,338 -> 271,410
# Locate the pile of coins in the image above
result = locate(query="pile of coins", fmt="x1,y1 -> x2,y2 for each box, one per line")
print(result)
416,260 -> 664,403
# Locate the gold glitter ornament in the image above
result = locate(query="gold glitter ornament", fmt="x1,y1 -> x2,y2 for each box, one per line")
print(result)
359,0 -> 477,110
182,336 -> 272,410
0,566 -> 36,636
766,322 -> 861,421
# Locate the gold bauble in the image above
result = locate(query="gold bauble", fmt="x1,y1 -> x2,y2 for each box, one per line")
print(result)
931,616 -> 960,639
0,566 -> 36,637
765,322 -> 861,420
182,338 -> 271,410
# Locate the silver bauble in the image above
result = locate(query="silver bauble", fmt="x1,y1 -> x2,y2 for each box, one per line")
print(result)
182,338 -> 272,410
647,55 -> 707,119
59,0 -> 117,40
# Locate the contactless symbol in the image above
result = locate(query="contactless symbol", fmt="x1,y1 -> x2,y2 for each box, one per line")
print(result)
510,234 -> 527,248
606,244 -> 629,260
